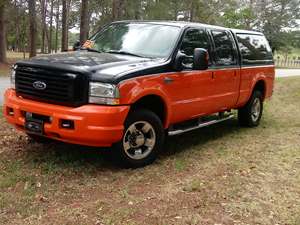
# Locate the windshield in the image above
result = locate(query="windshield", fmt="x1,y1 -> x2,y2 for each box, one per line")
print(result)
89,23 -> 181,58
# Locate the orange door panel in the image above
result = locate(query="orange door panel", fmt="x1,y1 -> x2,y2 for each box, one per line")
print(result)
162,70 -> 214,124
212,68 -> 240,111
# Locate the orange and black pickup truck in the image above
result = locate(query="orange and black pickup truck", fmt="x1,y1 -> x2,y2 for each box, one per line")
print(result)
3,21 -> 274,167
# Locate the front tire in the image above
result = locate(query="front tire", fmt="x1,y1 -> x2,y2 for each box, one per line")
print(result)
238,90 -> 263,127
113,109 -> 165,168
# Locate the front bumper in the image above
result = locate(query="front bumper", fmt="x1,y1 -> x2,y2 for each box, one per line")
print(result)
3,89 -> 130,147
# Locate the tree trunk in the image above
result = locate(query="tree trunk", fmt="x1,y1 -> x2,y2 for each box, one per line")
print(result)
80,0 -> 89,44
112,0 -> 125,21
189,0 -> 195,22
14,0 -> 20,52
0,2 -> 6,63
61,0 -> 68,51
55,0 -> 60,53
41,0 -> 46,53
49,0 -> 54,53
134,0 -> 141,20
29,0 -> 37,57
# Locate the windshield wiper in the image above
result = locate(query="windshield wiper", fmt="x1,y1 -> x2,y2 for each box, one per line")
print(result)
80,47 -> 102,53
105,50 -> 144,58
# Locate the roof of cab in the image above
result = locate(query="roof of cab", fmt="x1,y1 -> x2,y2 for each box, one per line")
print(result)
113,20 -> 264,36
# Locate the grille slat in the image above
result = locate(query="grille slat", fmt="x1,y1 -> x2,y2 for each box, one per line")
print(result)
18,76 -> 69,88
18,90 -> 70,101
16,66 -> 87,106
17,70 -> 73,81
17,83 -> 69,97
17,80 -> 68,94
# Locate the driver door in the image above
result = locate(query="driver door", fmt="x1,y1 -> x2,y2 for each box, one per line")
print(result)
164,28 -> 216,124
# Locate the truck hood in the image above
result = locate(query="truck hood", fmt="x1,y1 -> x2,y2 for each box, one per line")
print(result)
16,51 -> 169,84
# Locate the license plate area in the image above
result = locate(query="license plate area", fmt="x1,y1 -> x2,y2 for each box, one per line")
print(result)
25,115 -> 44,135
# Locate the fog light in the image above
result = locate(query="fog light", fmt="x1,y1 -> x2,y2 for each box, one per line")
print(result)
25,112 -> 33,119
7,107 -> 14,116
60,119 -> 74,129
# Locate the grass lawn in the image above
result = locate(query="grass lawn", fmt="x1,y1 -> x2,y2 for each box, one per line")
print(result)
0,77 -> 300,225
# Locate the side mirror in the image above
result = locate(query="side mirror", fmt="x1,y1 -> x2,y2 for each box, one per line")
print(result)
73,40 -> 81,51
193,48 -> 209,70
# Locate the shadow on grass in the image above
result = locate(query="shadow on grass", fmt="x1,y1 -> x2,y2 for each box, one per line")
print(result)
20,119 -> 242,173
163,119 -> 240,157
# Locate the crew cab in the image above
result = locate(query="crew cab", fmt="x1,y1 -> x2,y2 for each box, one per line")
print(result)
3,21 -> 274,167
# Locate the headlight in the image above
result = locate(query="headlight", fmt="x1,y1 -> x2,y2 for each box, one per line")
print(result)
89,82 -> 120,105
10,65 -> 17,89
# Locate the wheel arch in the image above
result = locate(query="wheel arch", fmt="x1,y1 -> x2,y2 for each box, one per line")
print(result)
130,94 -> 169,129
252,79 -> 267,100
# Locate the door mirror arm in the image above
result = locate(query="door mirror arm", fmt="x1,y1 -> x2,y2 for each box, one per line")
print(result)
173,51 -> 187,71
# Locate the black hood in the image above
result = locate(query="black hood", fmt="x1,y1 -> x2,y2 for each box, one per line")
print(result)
16,51 -> 170,84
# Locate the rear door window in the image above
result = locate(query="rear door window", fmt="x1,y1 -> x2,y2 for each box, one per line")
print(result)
211,30 -> 237,66
236,34 -> 273,65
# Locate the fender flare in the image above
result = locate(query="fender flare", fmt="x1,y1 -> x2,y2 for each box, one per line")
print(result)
128,88 -> 172,129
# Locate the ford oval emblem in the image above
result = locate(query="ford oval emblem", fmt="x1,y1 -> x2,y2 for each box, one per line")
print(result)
33,81 -> 47,90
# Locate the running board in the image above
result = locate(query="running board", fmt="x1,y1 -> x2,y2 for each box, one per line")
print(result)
168,114 -> 235,136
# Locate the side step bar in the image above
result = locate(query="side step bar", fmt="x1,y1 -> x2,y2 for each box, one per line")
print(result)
168,114 -> 235,136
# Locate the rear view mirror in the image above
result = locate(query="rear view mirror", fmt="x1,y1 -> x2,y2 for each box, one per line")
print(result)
193,48 -> 209,70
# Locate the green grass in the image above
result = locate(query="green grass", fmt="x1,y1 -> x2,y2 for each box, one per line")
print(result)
0,77 -> 300,224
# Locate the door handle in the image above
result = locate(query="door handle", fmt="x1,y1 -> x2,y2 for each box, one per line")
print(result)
164,77 -> 174,84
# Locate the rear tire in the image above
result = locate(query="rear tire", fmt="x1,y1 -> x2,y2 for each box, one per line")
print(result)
238,90 -> 263,127
113,109 -> 165,168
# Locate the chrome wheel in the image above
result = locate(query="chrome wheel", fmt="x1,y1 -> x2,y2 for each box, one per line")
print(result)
251,98 -> 261,122
123,121 -> 156,160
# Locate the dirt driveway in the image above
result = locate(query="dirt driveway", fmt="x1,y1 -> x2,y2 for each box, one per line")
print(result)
0,77 -> 300,225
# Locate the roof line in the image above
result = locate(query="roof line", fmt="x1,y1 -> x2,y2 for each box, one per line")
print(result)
112,20 -> 264,35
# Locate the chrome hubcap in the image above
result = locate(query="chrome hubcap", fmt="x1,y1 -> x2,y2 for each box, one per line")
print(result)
251,98 -> 261,122
123,121 -> 156,160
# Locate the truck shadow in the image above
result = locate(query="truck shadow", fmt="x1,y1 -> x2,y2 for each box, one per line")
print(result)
21,118 -> 242,171
162,119 -> 240,157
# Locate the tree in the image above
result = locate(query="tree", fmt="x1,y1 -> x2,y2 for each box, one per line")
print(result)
29,0 -> 37,57
80,0 -> 89,44
40,0 -> 48,53
0,1 -> 7,63
48,0 -> 54,53
259,0 -> 300,51
112,0 -> 125,21
55,0 -> 60,52
61,0 -> 69,51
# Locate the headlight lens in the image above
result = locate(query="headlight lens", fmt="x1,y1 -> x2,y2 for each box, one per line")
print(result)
89,82 -> 120,105
10,65 -> 17,89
